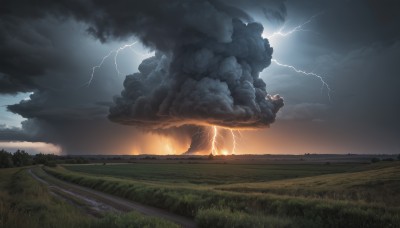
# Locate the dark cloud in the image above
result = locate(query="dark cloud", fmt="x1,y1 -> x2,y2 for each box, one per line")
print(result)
262,3 -> 287,24
97,1 -> 284,153
0,124 -> 31,142
109,20 -> 283,130
0,17 -> 55,94
1,0 -> 399,155
0,16 -> 134,153
0,0 -> 286,154
7,91 -> 107,121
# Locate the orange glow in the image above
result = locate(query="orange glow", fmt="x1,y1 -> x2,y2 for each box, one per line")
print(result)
127,126 -> 243,155
127,125 -> 314,156
123,121 -> 358,155
230,129 -> 237,154
129,132 -> 190,155
207,126 -> 240,155
210,126 -> 218,155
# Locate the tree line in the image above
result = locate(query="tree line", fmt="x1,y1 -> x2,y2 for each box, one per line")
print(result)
0,149 -> 89,168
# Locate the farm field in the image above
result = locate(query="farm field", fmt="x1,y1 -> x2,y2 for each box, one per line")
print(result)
46,161 -> 400,227
63,163 -> 368,185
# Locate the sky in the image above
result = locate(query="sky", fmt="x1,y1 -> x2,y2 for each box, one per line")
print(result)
0,0 -> 399,155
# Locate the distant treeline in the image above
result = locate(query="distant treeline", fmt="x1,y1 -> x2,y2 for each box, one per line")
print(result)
0,149 -> 89,168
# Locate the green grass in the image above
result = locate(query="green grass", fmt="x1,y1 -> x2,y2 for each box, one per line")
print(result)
217,163 -> 400,206
0,167 -> 92,228
0,167 -> 182,228
196,208 -> 293,228
95,211 -> 179,228
44,162 -> 400,227
64,163 -> 366,185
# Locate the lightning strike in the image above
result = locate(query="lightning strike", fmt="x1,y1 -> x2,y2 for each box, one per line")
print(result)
271,59 -> 331,101
263,12 -> 332,101
210,126 -> 218,155
113,42 -> 138,76
101,13 -> 329,155
86,41 -> 138,86
230,129 -> 237,154
265,13 -> 322,39
86,50 -> 115,86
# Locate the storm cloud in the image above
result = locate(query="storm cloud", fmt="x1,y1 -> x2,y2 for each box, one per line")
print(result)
1,0 -> 399,155
109,19 -> 284,130
94,1 -> 285,154
0,0 -> 285,154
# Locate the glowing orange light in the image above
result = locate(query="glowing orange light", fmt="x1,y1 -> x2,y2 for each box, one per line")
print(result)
230,129 -> 237,154
210,126 -> 218,155
165,143 -> 173,154
221,149 -> 229,156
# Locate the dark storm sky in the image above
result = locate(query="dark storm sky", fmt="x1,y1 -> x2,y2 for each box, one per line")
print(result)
0,0 -> 399,154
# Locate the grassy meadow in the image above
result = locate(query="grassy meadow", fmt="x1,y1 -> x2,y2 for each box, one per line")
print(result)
63,163 -> 365,185
43,161 -> 400,227
0,167 -> 180,228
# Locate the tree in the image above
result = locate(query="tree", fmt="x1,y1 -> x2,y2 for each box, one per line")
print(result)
33,153 -> 47,164
12,150 -> 32,167
398,154 -> 400,161
34,153 -> 58,164
0,149 -> 13,168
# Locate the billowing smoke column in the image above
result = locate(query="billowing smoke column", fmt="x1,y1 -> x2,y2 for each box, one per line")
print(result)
0,0 -> 286,154
109,17 -> 284,154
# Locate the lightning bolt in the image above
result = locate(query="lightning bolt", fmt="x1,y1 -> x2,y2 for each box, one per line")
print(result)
264,12 -> 331,101
230,129 -> 237,155
113,42 -> 138,76
85,41 -> 139,87
210,126 -> 218,155
86,50 -> 115,86
271,59 -> 331,101
266,13 -> 322,39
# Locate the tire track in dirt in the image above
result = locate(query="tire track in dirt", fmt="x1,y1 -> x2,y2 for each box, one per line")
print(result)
28,168 -> 196,228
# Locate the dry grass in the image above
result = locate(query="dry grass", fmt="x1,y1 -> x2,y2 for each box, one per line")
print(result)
217,162 -> 400,206
44,162 -> 400,227
0,167 -> 181,228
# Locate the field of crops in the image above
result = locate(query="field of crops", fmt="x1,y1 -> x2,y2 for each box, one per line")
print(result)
64,162 -> 367,185
49,161 -> 400,227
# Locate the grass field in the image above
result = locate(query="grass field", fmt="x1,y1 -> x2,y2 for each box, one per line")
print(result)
0,167 -> 92,227
64,163 -> 368,185
0,167 -> 180,228
45,161 -> 400,227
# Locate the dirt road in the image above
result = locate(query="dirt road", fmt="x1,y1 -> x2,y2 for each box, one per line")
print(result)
28,168 -> 196,228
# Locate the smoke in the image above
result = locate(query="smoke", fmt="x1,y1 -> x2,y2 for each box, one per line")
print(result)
1,0 -> 286,154
108,4 -> 284,154
147,125 -> 211,154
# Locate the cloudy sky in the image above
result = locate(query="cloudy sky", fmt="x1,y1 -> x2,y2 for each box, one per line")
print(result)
0,0 -> 399,155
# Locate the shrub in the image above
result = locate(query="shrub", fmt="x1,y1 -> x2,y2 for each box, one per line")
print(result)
195,208 -> 293,228
11,150 -> 32,167
0,149 -> 13,168
44,161 -> 57,167
94,212 -> 179,228
371,157 -> 380,163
